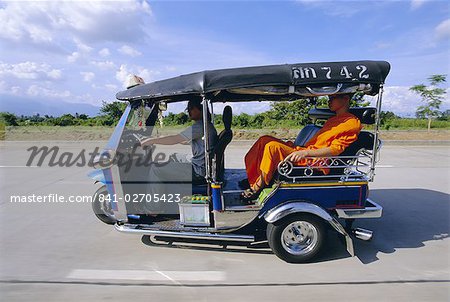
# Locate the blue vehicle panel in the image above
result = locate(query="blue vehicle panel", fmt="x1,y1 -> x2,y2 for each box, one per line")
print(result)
260,184 -> 367,215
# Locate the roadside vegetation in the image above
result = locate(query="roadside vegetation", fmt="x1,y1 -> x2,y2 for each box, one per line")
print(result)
2,98 -> 449,131
1,74 -> 449,140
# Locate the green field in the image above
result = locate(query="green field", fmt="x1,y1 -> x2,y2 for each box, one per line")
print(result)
3,125 -> 449,141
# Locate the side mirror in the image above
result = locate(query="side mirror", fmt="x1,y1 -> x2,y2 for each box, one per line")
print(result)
159,102 -> 167,111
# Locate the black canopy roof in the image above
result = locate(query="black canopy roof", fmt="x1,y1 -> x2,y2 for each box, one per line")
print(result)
116,60 -> 390,103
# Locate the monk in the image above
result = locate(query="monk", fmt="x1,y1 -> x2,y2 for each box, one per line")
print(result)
242,93 -> 362,199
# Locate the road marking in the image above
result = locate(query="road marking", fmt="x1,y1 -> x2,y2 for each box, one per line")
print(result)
376,165 -> 394,168
0,166 -> 38,168
66,269 -> 226,282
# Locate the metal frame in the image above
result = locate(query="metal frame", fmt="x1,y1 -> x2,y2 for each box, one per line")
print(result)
370,84 -> 384,181
277,154 -> 372,182
202,95 -> 212,183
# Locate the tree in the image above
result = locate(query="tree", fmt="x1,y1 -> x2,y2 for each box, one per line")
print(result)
55,114 -> 76,126
410,74 -> 447,132
0,112 -> 19,126
234,113 -> 251,127
268,99 -> 311,125
99,101 -> 127,122
379,111 -> 398,124
379,111 -> 399,130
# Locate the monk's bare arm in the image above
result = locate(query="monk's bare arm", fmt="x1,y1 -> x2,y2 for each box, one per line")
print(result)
305,147 -> 333,157
285,147 -> 333,162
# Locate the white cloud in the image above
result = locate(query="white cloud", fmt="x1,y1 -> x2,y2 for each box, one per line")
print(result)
104,83 -> 119,92
296,0 -> 371,17
213,101 -> 271,116
0,61 -> 62,80
115,64 -> 129,85
435,19 -> 450,41
11,86 -> 21,95
0,81 -> 22,96
74,39 -> 93,53
27,84 -> 71,99
118,45 -> 142,57
47,69 -> 62,80
115,64 -> 159,88
0,1 -> 153,46
99,48 -> 110,57
410,0 -> 429,10
73,92 -> 97,105
67,52 -> 81,63
90,60 -> 116,70
374,86 -> 450,117
66,39 -> 93,63
80,71 -> 95,82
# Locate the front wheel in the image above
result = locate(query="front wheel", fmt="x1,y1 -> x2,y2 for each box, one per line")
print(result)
91,185 -> 117,225
267,214 -> 325,263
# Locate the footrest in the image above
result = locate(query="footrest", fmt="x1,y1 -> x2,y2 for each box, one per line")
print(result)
336,198 -> 382,219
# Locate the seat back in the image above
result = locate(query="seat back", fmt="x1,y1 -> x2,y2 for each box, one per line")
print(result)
340,131 -> 374,157
214,106 -> 233,181
294,124 -> 321,147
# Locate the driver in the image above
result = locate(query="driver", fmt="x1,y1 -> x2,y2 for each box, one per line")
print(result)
139,99 -> 217,213
242,93 -> 362,199
140,99 -> 217,179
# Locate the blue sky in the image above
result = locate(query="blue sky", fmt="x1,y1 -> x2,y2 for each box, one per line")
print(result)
0,0 -> 449,117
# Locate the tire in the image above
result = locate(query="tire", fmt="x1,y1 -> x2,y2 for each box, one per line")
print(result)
267,214 -> 325,263
91,185 -> 117,225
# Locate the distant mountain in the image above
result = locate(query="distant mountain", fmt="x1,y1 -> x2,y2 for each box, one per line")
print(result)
0,95 -> 101,117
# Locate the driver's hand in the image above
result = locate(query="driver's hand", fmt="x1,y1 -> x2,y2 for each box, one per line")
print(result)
285,150 -> 310,163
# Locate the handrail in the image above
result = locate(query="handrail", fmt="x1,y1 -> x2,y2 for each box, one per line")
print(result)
277,153 -> 374,182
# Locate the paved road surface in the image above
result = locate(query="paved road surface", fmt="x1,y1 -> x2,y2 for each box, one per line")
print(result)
0,141 -> 449,301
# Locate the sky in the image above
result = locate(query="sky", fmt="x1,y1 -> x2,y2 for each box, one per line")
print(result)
0,0 -> 449,117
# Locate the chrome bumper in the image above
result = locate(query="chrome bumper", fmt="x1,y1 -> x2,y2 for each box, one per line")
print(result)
336,198 -> 382,219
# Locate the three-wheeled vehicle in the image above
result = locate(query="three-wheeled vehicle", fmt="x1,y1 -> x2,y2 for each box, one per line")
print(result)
89,60 -> 390,263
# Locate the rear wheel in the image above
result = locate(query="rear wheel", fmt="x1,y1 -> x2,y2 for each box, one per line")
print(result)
91,185 -> 117,225
267,214 -> 325,263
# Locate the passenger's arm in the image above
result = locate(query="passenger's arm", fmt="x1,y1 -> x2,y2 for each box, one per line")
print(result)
140,134 -> 187,146
285,147 -> 333,163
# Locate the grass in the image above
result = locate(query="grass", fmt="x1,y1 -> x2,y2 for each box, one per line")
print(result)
383,118 -> 450,130
3,125 -> 450,141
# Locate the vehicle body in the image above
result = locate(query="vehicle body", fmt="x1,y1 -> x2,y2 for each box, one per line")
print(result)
89,60 -> 390,263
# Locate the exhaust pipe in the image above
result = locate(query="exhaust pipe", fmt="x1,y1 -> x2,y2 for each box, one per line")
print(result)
352,228 -> 373,241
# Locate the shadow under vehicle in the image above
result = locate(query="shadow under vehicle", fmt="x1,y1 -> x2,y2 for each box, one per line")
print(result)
88,60 -> 391,263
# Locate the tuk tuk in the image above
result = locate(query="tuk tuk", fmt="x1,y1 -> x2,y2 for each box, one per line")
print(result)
89,60 -> 390,263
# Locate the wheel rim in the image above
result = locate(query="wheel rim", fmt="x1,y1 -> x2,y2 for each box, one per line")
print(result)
280,221 -> 319,256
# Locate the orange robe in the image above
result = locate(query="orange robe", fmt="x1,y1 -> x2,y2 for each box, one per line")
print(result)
244,112 -> 362,186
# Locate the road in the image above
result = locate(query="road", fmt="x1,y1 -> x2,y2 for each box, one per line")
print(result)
0,141 -> 449,301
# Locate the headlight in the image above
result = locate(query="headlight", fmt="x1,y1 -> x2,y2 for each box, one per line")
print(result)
93,149 -> 115,169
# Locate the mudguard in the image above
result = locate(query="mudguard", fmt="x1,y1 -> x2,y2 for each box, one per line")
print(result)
263,201 -> 354,256
87,169 -> 106,185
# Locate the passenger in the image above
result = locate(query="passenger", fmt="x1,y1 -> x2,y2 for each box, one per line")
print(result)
242,93 -> 362,199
